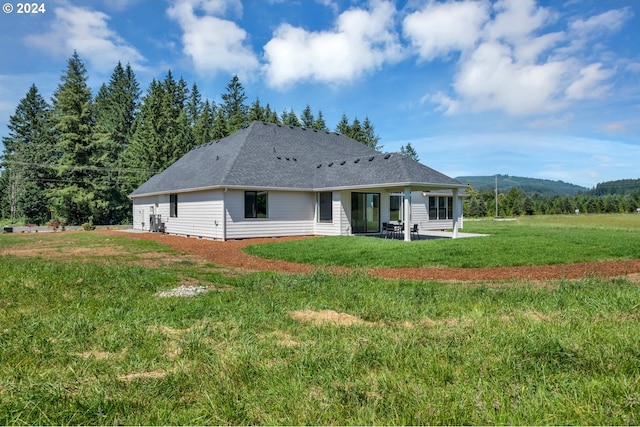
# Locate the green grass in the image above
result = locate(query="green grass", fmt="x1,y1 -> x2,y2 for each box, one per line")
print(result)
1,221 -> 640,424
244,214 -> 640,268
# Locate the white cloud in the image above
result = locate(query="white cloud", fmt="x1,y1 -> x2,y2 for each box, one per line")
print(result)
406,0 -> 629,117
403,0 -> 489,61
565,63 -> 614,100
263,0 -> 404,88
166,0 -> 259,77
24,5 -> 146,72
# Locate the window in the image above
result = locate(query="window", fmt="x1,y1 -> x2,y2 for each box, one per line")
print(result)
390,194 -> 402,222
428,196 -> 453,220
170,194 -> 178,217
317,192 -> 332,222
245,191 -> 268,218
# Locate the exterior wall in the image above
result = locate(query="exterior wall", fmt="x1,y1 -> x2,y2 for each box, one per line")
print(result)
313,191 -> 345,236
164,190 -> 224,239
225,189 -> 316,239
410,191 -> 464,230
132,195 -> 164,231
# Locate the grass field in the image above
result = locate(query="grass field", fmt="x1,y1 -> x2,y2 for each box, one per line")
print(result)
1,215 -> 640,424
244,214 -> 640,268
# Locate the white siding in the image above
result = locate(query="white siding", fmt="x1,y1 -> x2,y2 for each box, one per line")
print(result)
313,192 -> 345,236
132,195 -> 161,231
225,190 -> 316,239
410,192 -> 464,231
163,190 -> 224,239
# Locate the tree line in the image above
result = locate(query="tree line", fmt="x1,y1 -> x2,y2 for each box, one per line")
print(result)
0,52 -> 380,226
464,185 -> 640,217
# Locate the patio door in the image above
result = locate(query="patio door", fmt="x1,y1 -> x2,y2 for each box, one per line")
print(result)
351,192 -> 380,233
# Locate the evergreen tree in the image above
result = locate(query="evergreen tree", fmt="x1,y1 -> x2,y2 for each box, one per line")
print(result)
399,143 -> 419,161
248,97 -> 266,122
125,71 -> 192,191
264,103 -> 280,124
281,109 -> 301,127
221,75 -> 248,133
313,110 -> 329,131
193,99 -> 215,145
50,52 -> 100,225
336,114 -> 350,135
301,104 -> 315,128
211,107 -> 229,140
361,116 -> 382,151
93,62 -> 140,224
0,84 -> 55,224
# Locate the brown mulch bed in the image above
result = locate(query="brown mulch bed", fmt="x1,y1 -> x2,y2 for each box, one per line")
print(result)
101,231 -> 640,282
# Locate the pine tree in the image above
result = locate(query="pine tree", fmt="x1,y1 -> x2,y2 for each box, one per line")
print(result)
301,104 -> 315,128
0,84 -> 55,224
281,109 -> 301,127
264,104 -> 280,124
93,62 -> 140,224
125,71 -> 193,191
361,116 -> 382,151
193,99 -> 215,146
248,97 -> 266,122
399,142 -> 419,161
50,52 -> 100,225
336,114 -> 350,135
313,110 -> 328,131
221,75 -> 248,133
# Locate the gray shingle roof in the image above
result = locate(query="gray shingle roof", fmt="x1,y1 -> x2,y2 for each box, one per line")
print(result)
130,121 -> 464,196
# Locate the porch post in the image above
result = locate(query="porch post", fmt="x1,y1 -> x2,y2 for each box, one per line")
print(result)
452,188 -> 459,239
403,187 -> 411,242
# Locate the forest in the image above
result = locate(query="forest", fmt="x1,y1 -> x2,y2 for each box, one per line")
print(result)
0,53 -> 381,226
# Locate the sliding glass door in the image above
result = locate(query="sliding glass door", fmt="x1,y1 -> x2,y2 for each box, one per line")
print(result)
351,192 -> 380,233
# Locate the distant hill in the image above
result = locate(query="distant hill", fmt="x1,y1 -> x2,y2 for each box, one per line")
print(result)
455,174 -> 589,196
585,178 -> 640,196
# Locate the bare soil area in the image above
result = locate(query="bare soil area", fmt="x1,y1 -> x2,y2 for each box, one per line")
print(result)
99,231 -> 640,282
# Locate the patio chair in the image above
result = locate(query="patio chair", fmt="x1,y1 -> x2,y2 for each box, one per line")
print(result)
410,223 -> 420,240
381,222 -> 388,238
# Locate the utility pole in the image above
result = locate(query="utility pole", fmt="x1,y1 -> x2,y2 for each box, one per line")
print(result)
495,175 -> 498,218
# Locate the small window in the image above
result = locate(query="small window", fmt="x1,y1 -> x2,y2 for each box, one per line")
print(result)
317,192 -> 332,223
170,194 -> 178,217
245,191 -> 268,218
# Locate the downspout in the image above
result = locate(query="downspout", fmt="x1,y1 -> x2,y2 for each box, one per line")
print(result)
222,187 -> 227,241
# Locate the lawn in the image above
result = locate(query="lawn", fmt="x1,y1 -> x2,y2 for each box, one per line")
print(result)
1,217 -> 640,425
244,214 -> 640,268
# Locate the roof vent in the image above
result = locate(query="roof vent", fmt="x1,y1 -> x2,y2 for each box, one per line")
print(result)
216,155 -> 219,160
328,162 -> 334,167
368,156 -> 375,161
293,158 -> 297,161
354,158 -> 360,163
285,157 -> 290,161
317,164 -> 322,168
340,160 -> 346,165
289,125 -> 294,129
277,156 -> 282,160
384,154 -> 391,159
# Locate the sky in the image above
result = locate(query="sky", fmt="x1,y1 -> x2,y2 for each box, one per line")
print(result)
0,0 -> 639,189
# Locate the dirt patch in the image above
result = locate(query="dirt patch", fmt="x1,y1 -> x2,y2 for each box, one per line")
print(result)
118,370 -> 168,382
97,231 -> 640,282
289,309 -> 375,327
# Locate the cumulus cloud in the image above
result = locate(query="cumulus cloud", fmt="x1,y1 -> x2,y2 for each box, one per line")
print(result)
403,0 -> 489,61
24,5 -> 146,72
403,0 -> 631,117
263,0 -> 404,88
167,0 -> 259,77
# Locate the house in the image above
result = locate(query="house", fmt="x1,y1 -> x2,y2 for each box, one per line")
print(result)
129,121 -> 467,241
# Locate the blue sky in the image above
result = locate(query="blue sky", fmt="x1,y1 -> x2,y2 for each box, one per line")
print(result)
1,0 -> 639,188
